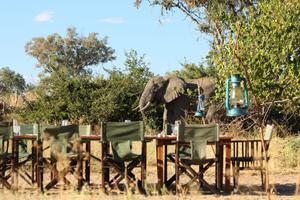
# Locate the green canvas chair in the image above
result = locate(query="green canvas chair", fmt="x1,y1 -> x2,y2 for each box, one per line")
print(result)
101,121 -> 146,193
37,125 -> 84,191
0,122 -> 13,189
174,123 -> 220,194
79,125 -> 92,136
231,124 -> 274,190
13,123 -> 39,185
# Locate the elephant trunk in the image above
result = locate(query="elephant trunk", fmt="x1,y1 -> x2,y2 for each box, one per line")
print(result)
138,90 -> 152,113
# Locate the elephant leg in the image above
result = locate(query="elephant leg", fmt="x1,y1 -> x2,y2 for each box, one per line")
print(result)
163,107 -> 168,127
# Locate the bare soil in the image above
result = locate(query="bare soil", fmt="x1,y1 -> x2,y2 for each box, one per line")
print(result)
1,167 -> 299,200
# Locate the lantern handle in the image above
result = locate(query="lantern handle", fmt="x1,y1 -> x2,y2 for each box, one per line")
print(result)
241,77 -> 249,108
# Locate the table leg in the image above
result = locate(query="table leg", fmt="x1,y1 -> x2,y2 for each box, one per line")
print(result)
85,141 -> 91,185
36,140 -> 43,192
156,140 -> 164,191
225,140 -> 231,192
216,141 -> 223,191
31,140 -> 35,183
164,145 -> 168,185
12,139 -> 19,190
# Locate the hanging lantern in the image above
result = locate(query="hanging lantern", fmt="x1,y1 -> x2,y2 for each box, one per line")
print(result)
195,94 -> 205,117
225,74 -> 249,117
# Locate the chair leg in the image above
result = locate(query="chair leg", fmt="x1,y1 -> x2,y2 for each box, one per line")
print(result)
232,162 -> 236,188
101,161 -> 109,193
261,168 -> 266,190
233,162 -> 240,192
77,160 -> 83,190
0,175 -> 11,190
199,164 -> 203,189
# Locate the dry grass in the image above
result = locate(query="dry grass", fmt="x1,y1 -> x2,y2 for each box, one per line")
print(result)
1,136 -> 299,199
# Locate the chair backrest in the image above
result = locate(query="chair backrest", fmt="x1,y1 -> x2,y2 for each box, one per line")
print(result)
79,125 -> 92,136
0,122 -> 12,154
19,123 -> 39,135
17,124 -> 39,154
101,121 -> 144,142
0,121 -> 12,140
263,124 -> 274,141
177,123 -> 219,142
101,121 -> 144,161
177,123 -> 219,160
43,125 -> 79,155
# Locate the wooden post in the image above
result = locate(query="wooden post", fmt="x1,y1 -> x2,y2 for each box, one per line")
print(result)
85,141 -> 91,185
141,140 -> 147,189
225,138 -> 231,192
156,139 -> 164,191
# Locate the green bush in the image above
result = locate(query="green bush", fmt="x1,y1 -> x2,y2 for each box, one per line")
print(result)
280,137 -> 300,168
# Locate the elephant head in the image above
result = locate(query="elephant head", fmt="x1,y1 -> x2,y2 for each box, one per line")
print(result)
137,76 -> 187,115
136,75 -> 216,126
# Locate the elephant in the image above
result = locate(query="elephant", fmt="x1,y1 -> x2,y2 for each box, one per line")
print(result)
136,75 -> 215,128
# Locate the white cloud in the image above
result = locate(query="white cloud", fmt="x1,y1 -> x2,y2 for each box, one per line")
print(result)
159,18 -> 172,25
99,17 -> 125,24
34,11 -> 54,22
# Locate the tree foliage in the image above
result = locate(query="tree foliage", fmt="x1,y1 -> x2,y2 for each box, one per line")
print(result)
212,0 -> 300,114
0,67 -> 26,94
0,67 -> 27,119
20,47 -> 155,126
20,28 -> 116,123
168,61 -> 217,79
25,27 -> 115,76
138,0 -> 300,131
91,50 -> 154,123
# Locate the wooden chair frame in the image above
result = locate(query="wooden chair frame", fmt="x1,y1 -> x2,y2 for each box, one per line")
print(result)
36,125 -> 84,191
231,124 -> 274,190
0,136 -> 12,190
101,122 -> 147,193
174,141 -> 219,194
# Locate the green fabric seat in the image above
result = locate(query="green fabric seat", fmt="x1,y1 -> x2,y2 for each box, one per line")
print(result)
101,121 -> 146,192
0,122 -> 13,157
17,123 -> 39,158
102,121 -> 144,163
79,125 -> 92,136
43,125 -> 80,160
0,121 -> 13,190
174,123 -> 220,194
39,124 -> 83,191
177,124 -> 219,161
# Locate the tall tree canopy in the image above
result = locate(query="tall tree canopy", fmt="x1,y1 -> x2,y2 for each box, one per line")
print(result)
137,0 -> 300,131
21,28 -> 116,123
25,27 -> 115,76
0,67 -> 26,94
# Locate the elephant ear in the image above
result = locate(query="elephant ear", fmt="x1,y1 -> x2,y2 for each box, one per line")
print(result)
164,77 -> 186,103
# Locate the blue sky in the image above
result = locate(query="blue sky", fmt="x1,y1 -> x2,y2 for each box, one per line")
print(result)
0,0 -> 210,83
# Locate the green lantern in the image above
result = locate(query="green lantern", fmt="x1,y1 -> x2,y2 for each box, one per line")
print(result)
225,74 -> 249,117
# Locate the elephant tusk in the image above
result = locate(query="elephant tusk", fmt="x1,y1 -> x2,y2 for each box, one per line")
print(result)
139,102 -> 151,112
133,105 -> 140,111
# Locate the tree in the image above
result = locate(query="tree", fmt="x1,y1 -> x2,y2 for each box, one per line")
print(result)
0,67 -> 26,94
137,0 -> 300,132
21,28 -> 116,123
25,27 -> 115,77
168,61 -> 217,79
90,50 -> 156,126
213,0 -> 300,130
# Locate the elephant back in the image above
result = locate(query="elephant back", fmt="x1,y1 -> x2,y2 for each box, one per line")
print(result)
186,77 -> 215,98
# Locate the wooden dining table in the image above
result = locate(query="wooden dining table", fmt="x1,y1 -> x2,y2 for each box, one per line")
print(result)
80,135 -> 101,185
33,133 -> 232,191
152,135 -> 232,193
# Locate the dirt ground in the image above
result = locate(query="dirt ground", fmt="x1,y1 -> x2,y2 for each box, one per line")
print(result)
1,167 -> 299,200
